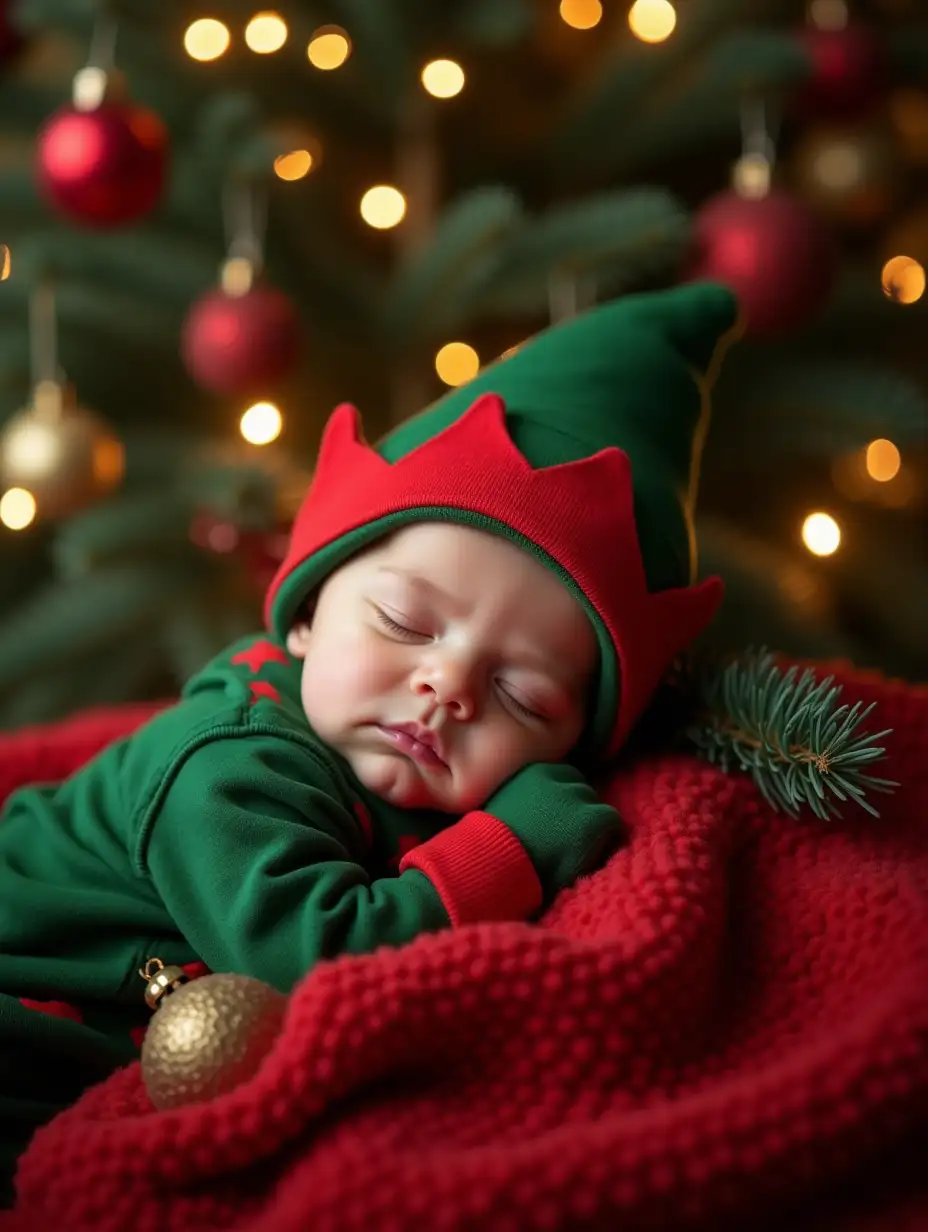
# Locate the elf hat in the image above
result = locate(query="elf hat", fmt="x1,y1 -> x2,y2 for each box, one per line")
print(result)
265,281 -> 740,760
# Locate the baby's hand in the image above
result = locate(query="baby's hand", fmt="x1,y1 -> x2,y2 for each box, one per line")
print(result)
483,762 -> 622,906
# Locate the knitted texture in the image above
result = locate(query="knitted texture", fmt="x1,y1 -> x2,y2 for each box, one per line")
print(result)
6,664 -> 928,1231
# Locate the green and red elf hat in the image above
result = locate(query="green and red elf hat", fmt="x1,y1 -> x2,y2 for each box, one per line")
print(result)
265,281 -> 741,761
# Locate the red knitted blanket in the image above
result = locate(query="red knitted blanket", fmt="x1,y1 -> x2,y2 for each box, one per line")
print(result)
4,664 -> 928,1231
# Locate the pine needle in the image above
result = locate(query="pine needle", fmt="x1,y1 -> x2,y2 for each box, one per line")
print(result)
685,649 -> 898,820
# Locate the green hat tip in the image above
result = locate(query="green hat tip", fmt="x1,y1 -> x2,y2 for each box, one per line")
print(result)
641,281 -> 742,377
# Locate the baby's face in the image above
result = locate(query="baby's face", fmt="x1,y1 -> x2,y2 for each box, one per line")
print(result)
287,522 -> 597,813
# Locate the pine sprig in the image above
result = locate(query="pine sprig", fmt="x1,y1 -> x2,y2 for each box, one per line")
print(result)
685,650 -> 899,820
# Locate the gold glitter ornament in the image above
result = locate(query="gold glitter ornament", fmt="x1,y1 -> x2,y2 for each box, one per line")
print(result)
139,959 -> 288,1110
0,379 -> 124,520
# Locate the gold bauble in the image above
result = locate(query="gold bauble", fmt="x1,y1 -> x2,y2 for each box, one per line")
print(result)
0,380 -> 124,520
792,124 -> 902,228
140,972 -> 288,1110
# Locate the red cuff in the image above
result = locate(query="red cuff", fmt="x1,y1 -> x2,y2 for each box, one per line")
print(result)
399,810 -> 543,926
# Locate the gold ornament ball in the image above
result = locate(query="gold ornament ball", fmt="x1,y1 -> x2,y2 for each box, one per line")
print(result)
792,124 -> 902,228
140,972 -> 288,1110
0,382 -> 124,520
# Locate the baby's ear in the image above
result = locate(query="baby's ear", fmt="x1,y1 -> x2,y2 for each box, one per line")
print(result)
286,621 -> 312,659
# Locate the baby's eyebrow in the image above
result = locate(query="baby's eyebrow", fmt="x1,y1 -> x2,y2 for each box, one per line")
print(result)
377,566 -> 460,611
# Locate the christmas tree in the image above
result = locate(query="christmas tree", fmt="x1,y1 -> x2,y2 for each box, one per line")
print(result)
0,0 -> 925,732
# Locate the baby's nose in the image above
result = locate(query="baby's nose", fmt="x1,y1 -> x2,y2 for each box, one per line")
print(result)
411,659 -> 477,720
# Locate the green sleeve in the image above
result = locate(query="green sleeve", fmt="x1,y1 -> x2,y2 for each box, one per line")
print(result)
136,735 -> 450,993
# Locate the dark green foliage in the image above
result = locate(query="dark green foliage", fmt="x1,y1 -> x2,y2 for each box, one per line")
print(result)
0,0 -> 925,724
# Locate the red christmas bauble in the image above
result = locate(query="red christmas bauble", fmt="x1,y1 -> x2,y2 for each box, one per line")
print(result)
189,512 -> 290,592
36,101 -> 168,227
796,22 -> 886,120
182,283 -> 301,397
687,189 -> 837,335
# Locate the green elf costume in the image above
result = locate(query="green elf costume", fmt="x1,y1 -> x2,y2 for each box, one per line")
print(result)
0,280 -> 739,1202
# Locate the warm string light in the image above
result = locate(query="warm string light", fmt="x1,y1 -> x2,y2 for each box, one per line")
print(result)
185,12 -> 290,60
881,255 -> 926,304
244,11 -> 287,53
865,438 -> 901,482
802,512 -> 841,556
273,149 -> 313,181
435,342 -> 479,387
184,18 -> 230,61
421,59 -> 465,99
559,0 -> 604,30
628,0 -> 677,43
0,488 -> 37,531
240,401 -> 283,445
307,25 -> 351,70
360,185 -> 406,229
831,438 -> 910,507
0,245 -> 9,280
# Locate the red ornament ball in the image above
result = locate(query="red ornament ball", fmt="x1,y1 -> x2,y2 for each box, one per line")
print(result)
36,101 -> 168,227
796,22 -> 886,120
182,283 -> 301,397
189,512 -> 290,592
687,190 -> 837,335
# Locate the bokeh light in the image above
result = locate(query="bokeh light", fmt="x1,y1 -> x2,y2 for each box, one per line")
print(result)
307,26 -> 351,70
184,18 -> 231,62
273,148 -> 315,181
808,0 -> 849,32
360,185 -> 406,229
244,11 -> 288,54
0,488 -> 36,530
435,342 -> 479,387
421,59 -> 466,99
802,512 -> 841,557
559,0 -> 603,30
240,401 -> 283,445
881,255 -> 926,304
628,0 -> 677,43
865,438 -> 901,482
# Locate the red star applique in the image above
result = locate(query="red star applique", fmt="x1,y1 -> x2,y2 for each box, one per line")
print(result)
353,801 -> 374,849
232,639 -> 290,675
249,680 -> 281,705
388,834 -> 423,871
19,998 -> 83,1023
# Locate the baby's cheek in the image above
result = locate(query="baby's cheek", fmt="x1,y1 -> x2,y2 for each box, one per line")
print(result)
468,727 -> 532,800
306,633 -> 396,711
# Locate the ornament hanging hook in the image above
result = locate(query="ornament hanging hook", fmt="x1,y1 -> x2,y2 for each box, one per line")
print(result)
28,276 -> 65,404
221,174 -> 269,295
739,97 -> 778,168
223,174 -> 268,273
73,7 -> 121,110
733,96 -> 779,199
87,8 -> 119,75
